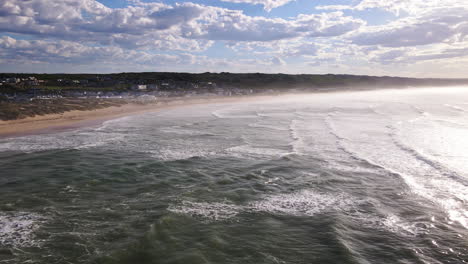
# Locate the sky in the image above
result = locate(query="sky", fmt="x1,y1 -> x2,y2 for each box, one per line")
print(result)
0,0 -> 467,78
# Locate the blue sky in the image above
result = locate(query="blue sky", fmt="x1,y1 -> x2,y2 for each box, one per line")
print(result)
1,0 -> 467,77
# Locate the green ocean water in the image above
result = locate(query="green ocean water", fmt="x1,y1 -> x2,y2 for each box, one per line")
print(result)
1,89 -> 467,263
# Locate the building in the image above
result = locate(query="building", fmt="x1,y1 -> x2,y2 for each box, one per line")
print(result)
147,84 -> 159,90
26,77 -> 39,86
131,84 -> 147,91
5,78 -> 20,84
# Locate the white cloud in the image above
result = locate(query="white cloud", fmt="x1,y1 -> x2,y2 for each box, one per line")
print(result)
183,9 -> 364,41
0,0 -> 363,50
319,0 -> 468,67
229,39 -> 318,58
271,56 -> 286,65
219,0 -> 293,11
0,0 -> 367,73
1,0 -> 467,76
351,20 -> 455,47
318,0 -> 468,49
369,43 -> 468,65
317,0 -> 468,16
0,36 -> 189,66
0,36 -> 294,73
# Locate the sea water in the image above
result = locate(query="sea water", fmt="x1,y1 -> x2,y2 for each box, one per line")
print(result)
0,87 -> 467,263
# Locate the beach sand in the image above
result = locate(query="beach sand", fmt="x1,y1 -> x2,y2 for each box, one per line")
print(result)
0,95 -> 273,138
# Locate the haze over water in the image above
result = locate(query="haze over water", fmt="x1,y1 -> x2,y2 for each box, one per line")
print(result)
1,87 -> 467,263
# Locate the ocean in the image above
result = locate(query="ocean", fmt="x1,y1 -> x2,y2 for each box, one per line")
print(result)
0,87 -> 467,263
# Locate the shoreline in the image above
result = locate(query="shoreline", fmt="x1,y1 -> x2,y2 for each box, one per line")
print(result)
1,86 -> 447,139
0,94 -> 278,138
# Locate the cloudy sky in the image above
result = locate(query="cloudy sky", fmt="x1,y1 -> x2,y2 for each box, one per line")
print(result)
1,0 -> 467,77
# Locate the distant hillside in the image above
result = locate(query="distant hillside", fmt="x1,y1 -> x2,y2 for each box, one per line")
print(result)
1,72 -> 468,94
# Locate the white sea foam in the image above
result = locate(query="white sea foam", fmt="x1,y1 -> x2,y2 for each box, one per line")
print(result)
389,126 -> 468,228
389,124 -> 467,185
74,132 -> 126,150
328,109 -> 468,229
0,130 -> 126,152
444,104 -> 466,113
95,115 -> 134,131
0,212 -> 46,248
249,190 -> 355,216
159,126 -> 206,136
248,122 -> 288,131
226,145 -> 290,158
264,177 -> 280,185
381,214 -> 431,236
212,108 -> 258,119
169,190 -> 356,221
255,110 -> 269,117
412,106 -> 430,117
211,110 -> 224,118
151,148 -> 216,161
433,118 -> 468,129
288,119 -> 304,154
167,201 -> 242,221
349,211 -> 431,237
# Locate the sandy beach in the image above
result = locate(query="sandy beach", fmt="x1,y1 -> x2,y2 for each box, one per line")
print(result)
0,95 -> 274,138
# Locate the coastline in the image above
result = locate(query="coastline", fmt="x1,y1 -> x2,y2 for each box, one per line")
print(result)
0,94 -> 276,138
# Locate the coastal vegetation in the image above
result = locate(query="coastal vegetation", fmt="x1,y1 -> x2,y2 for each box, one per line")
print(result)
0,98 -> 124,121
2,72 -> 468,93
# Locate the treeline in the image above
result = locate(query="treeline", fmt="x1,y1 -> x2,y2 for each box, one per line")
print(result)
1,72 -> 468,93
113,72 -> 468,89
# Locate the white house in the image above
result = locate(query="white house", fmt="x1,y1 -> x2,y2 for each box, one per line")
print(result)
131,84 -> 147,91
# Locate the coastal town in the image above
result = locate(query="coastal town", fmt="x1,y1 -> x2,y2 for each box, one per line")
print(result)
3,72 -> 468,102
2,72 -> 468,121
0,74 -> 258,102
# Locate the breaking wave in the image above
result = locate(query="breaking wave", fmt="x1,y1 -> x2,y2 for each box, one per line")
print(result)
0,212 -> 46,248
169,190 -> 358,220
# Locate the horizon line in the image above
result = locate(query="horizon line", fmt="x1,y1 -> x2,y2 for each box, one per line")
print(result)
1,71 -> 468,81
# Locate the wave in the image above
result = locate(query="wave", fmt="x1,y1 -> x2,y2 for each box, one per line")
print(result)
444,104 -> 466,113
322,114 -> 440,210
0,130 -> 126,152
295,111 -> 323,117
95,115 -> 134,131
348,211 -> 432,237
255,110 -> 269,118
382,214 -> 430,236
159,126 -> 214,136
249,190 -> 356,217
288,119 -> 304,155
372,105 -> 468,185
328,111 -> 468,229
151,148 -> 217,161
211,110 -> 224,118
264,177 -> 281,185
168,190 -> 358,221
226,145 -> 290,159
170,190 -> 433,238
73,132 -> 126,150
412,106 -> 430,116
388,126 -> 468,228
212,108 -> 258,119
432,118 -> 468,129
388,124 -> 468,186
167,201 -> 242,221
323,115 -> 385,170
248,122 -> 288,131
0,212 -> 46,248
